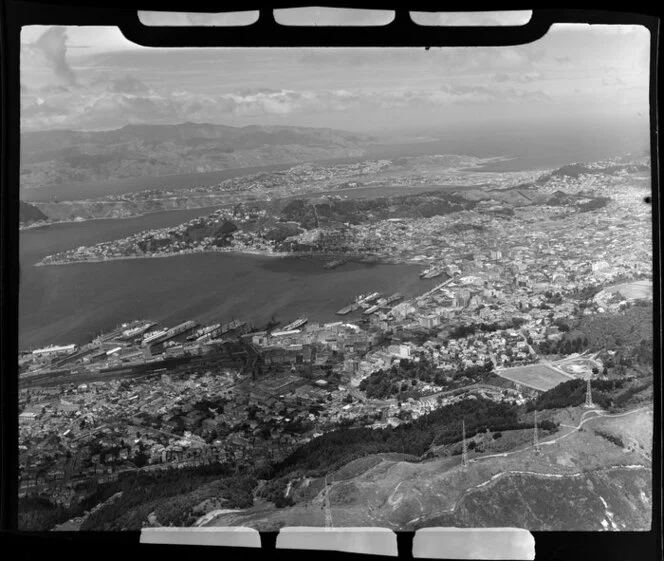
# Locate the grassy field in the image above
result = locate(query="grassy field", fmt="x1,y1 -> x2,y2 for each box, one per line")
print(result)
425,466 -> 651,530
206,408 -> 652,531
496,363 -> 573,391
606,280 -> 652,300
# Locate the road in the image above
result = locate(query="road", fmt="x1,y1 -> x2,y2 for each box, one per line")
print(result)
406,463 -> 647,527
472,405 -> 652,463
405,405 -> 651,527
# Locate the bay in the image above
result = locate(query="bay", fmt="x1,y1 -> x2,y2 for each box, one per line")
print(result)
19,252 -> 436,350
19,210 -> 438,350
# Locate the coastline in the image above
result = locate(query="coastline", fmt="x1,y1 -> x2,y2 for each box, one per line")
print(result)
19,203 -> 229,232
35,247 -> 292,267
34,247 -> 400,268
19,153 -> 521,231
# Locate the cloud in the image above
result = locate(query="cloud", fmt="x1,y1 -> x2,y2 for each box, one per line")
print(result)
603,75 -> 627,86
20,79 -> 556,131
435,45 -> 547,75
602,68 -> 628,87
554,56 -> 572,64
39,84 -> 71,94
493,71 -> 544,84
437,83 -> 550,105
521,71 -> 544,83
107,75 -> 150,94
32,27 -> 77,86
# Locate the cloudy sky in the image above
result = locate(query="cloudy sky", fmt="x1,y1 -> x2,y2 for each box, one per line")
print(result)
20,18 -> 650,135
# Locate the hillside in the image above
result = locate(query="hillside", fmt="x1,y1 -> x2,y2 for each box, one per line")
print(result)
19,201 -> 48,224
577,302 -> 652,352
20,123 -> 375,189
201,408 -> 651,531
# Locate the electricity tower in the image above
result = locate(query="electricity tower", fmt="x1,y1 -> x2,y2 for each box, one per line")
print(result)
461,418 -> 469,468
585,377 -> 594,408
533,409 -> 541,455
323,474 -> 333,528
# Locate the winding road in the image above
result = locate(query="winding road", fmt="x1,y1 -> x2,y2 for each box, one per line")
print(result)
472,405 -> 651,463
404,405 -> 652,526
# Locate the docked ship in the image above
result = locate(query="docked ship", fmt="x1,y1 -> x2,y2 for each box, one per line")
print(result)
187,323 -> 221,341
119,321 -> 156,340
336,303 -> 357,315
220,319 -> 246,334
420,267 -> 444,280
283,317 -> 308,331
385,292 -> 403,304
361,292 -> 381,303
363,304 -> 381,315
324,258 -> 347,270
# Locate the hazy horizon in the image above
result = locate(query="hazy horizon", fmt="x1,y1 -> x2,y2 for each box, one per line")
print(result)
21,23 -> 650,140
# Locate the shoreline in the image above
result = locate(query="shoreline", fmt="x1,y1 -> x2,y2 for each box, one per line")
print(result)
35,247 -> 292,267
19,203 -> 229,232
19,154 -> 527,232
34,247 -> 401,268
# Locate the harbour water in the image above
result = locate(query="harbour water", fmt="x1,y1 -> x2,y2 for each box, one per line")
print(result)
19,212 -> 439,350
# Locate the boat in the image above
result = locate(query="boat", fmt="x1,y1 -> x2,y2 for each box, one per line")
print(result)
283,317 -> 308,331
220,319 -> 246,334
363,305 -> 381,315
385,292 -> 403,304
336,305 -> 355,315
188,323 -> 221,341
361,292 -> 381,303
324,258 -> 347,270
422,268 -> 444,280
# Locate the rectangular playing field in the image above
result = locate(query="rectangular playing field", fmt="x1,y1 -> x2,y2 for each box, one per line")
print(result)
496,363 -> 573,391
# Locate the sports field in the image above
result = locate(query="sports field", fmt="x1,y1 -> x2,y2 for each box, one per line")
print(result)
496,363 -> 574,392
612,280 -> 652,300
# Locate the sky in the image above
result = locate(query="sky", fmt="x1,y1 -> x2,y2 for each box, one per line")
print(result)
20,14 -> 650,136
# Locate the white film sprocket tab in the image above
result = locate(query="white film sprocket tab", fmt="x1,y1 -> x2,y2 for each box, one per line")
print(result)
413,527 -> 535,560
140,527 -> 261,548
276,527 -> 398,557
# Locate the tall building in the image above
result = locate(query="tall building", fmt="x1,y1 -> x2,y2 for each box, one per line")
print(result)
420,314 -> 440,329
490,248 -> 503,260
454,289 -> 471,308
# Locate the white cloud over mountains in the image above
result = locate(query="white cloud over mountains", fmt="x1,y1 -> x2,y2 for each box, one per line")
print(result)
20,76 -> 556,132
20,24 -> 650,133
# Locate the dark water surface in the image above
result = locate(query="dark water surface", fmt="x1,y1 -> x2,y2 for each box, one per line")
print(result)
19,213 -> 436,349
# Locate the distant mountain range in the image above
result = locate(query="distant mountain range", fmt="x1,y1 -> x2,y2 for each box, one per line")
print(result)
20,122 -> 377,189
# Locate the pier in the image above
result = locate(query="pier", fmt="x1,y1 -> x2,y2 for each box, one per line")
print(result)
419,277 -> 455,300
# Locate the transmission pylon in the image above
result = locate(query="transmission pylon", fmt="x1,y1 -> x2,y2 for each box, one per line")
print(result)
323,474 -> 333,528
461,419 -> 469,468
533,410 -> 541,455
585,378 -> 594,408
